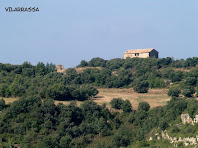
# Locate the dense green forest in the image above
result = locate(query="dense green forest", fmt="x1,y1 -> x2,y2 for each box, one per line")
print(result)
1,57 -> 198,147
1,93 -> 198,147
1,57 -> 198,98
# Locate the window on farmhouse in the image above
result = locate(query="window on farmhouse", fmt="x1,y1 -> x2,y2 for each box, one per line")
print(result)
135,53 -> 139,56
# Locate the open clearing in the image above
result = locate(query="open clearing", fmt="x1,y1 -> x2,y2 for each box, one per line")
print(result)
1,88 -> 170,110
55,88 -> 170,110
2,98 -> 18,104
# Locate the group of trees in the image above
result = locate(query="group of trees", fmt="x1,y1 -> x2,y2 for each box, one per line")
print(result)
2,56 -> 198,97
0,62 -> 98,101
0,95 -> 160,147
110,98 -> 132,113
78,57 -> 198,69
167,73 -> 198,98
76,57 -> 198,95
0,97 -> 112,147
0,94 -> 191,147
1,57 -> 198,147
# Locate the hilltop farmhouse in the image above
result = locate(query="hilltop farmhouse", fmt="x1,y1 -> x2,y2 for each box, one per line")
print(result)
123,48 -> 158,59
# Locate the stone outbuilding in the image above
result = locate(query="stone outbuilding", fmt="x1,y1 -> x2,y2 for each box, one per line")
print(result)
56,65 -> 65,73
123,48 -> 159,59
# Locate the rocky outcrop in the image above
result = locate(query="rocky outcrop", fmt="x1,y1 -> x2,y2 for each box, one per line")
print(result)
181,114 -> 193,124
161,131 -> 198,146
194,115 -> 198,123
150,131 -> 198,147
149,114 -> 198,147
181,113 -> 198,125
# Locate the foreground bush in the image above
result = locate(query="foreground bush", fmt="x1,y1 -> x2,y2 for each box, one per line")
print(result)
110,98 -> 124,110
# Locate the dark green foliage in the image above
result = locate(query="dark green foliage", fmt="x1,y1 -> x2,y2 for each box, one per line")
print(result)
135,128 -> 145,140
148,76 -> 165,88
168,87 -> 181,97
182,124 -> 195,134
2,58 -> 198,147
187,99 -> 198,118
112,126 -> 132,147
121,100 -> 132,113
0,98 -> 114,147
92,141 -> 112,148
165,97 -> 187,122
0,84 -> 8,97
0,62 -> 98,101
138,102 -> 150,112
128,111 -> 136,123
159,57 -> 173,66
170,125 -> 180,133
134,110 -> 148,126
1,57 -> 198,98
88,57 -> 106,67
184,57 -> 198,67
0,94 -> 196,147
133,78 -> 149,93
36,62 -> 56,76
171,71 -> 183,82
161,68 -> 174,79
138,140 -> 150,147
184,77 -> 197,86
0,99 -> 6,111
106,58 -> 124,70
159,120 -> 169,130
59,136 -> 71,148
35,137 -> 56,148
182,86 -> 195,97
110,98 -> 124,110
47,84 -> 98,101
77,60 -> 88,67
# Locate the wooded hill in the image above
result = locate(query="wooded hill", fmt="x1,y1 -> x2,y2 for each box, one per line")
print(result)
0,57 -> 198,147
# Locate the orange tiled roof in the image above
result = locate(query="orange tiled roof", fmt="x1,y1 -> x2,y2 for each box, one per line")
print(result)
124,48 -> 156,54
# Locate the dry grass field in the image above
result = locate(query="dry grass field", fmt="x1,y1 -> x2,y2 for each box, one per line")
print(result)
93,88 -> 170,109
1,88 -> 170,110
2,97 -> 18,104
55,88 -> 170,110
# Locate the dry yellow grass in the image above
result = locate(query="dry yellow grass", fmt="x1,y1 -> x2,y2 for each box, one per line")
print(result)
58,67 -> 103,73
1,97 -> 18,104
1,88 -> 170,110
173,68 -> 191,72
93,88 -> 170,110
55,88 -> 170,110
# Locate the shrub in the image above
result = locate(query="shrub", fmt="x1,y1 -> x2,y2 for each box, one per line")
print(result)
110,98 -> 124,110
138,102 -> 150,112
135,128 -> 145,141
112,126 -> 132,147
77,60 -> 88,67
59,136 -> 71,148
133,79 -> 149,93
187,99 -> 198,118
182,86 -> 195,97
0,99 -> 6,111
121,100 -> 132,113
171,125 -> 180,133
128,111 -> 136,123
168,87 -> 181,97
159,120 -> 168,130
138,140 -> 150,147
88,57 -> 106,67
184,77 -> 197,86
